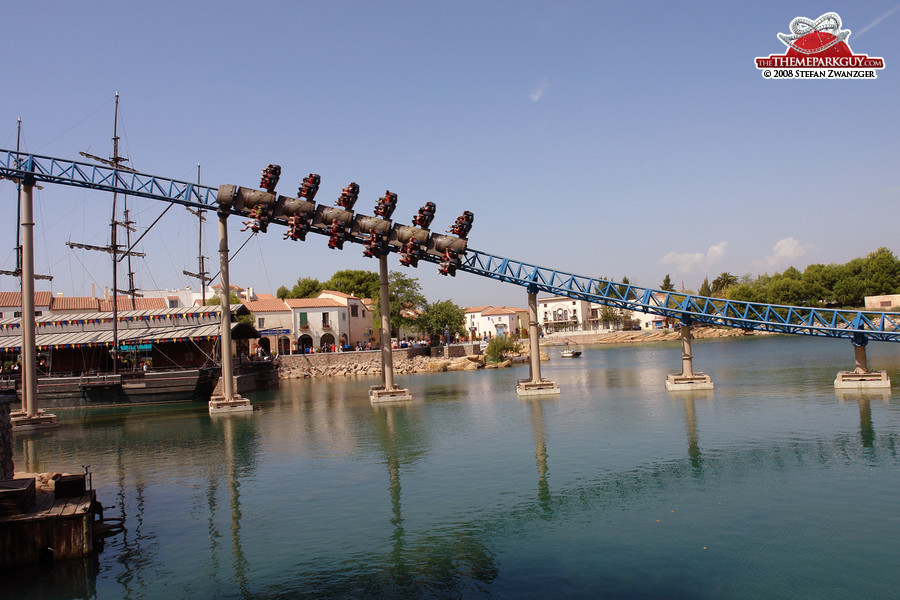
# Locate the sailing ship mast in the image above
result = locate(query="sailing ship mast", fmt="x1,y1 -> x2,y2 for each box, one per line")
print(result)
0,119 -> 52,282
67,93 -> 143,374
184,163 -> 211,304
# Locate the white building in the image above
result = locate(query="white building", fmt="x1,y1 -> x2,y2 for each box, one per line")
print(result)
242,298 -> 293,355
286,297 -> 349,352
317,290 -> 375,346
539,296 -> 592,334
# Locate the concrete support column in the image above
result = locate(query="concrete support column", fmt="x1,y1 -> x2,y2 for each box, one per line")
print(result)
369,254 -> 411,402
209,209 -> 251,414
665,319 -> 713,391
854,344 -> 868,374
20,181 -> 37,417
516,288 -> 559,396
10,177 -> 57,430
680,323 -> 694,378
527,292 -> 542,383
379,254 -> 394,390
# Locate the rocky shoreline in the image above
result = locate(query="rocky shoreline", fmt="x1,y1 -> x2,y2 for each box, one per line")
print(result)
275,327 -> 761,379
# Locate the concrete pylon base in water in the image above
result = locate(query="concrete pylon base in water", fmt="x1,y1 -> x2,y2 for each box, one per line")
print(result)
665,373 -> 714,391
834,371 -> 890,389
515,379 -> 560,397
369,386 -> 413,403
10,409 -> 59,431
209,395 -> 253,414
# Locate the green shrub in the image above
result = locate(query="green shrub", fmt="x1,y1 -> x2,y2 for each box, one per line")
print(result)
485,336 -> 522,362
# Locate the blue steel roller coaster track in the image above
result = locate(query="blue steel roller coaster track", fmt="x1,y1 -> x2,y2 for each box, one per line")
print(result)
3,148 -> 900,344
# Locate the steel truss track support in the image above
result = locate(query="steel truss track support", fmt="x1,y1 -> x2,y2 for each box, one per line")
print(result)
834,333 -> 891,389
516,287 -> 559,397
665,320 -> 714,391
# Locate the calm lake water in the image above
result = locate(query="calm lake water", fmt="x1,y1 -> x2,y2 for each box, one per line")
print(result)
7,335 -> 900,599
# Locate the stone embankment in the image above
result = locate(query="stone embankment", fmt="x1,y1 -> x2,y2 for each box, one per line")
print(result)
274,328 -> 757,379
276,343 -> 550,379
546,327 -> 765,345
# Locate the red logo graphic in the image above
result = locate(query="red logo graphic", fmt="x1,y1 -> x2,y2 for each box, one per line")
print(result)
755,13 -> 885,79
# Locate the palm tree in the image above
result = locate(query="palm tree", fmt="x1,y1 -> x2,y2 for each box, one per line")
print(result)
711,272 -> 737,296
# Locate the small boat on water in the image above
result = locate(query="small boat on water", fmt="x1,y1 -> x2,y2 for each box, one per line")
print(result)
560,349 -> 582,358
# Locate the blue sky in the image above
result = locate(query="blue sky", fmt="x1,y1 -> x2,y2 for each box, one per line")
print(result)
1,1 -> 898,308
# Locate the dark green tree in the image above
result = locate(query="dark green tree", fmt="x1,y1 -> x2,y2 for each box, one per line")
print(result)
711,272 -> 737,296
416,300 -> 466,338
290,277 -> 323,299
599,305 -> 620,328
322,269 -> 380,299
660,274 -> 675,291
698,277 -> 712,297
862,247 -> 900,296
373,271 -> 427,336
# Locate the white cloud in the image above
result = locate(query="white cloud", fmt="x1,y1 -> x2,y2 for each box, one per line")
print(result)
529,79 -> 549,102
659,241 -> 727,274
754,237 -> 813,272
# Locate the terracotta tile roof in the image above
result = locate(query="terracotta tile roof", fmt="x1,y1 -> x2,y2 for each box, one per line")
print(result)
285,298 -> 344,309
242,299 -> 290,312
256,293 -> 276,300
464,305 -> 492,314
483,306 -> 518,316
0,291 -> 53,308
50,296 -> 99,311
135,298 -> 167,310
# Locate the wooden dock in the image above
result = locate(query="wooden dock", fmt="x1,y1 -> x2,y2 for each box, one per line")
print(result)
0,480 -> 95,566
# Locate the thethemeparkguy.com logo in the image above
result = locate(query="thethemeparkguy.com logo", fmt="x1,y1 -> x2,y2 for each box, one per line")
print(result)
755,12 -> 885,79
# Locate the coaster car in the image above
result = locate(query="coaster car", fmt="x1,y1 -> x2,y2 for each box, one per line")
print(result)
284,213 -> 310,241
447,211 -> 474,238
327,219 -> 346,249
260,164 -> 281,192
374,191 -> 398,219
412,202 -> 436,229
399,238 -> 423,267
298,173 -> 321,201
362,232 -> 388,258
337,182 -> 359,210
438,248 -> 460,276
241,204 -> 271,233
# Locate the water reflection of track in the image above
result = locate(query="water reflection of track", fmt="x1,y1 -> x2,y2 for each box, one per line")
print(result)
4,148 -> 900,343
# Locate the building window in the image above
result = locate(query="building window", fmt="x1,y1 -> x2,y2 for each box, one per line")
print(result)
168,299 -> 178,309
258,317 -> 265,328
14,311 -> 21,318
342,313 -> 346,321
351,305 -> 358,317
322,313 -> 330,327
34,311 -> 42,316
298,312 -> 308,328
